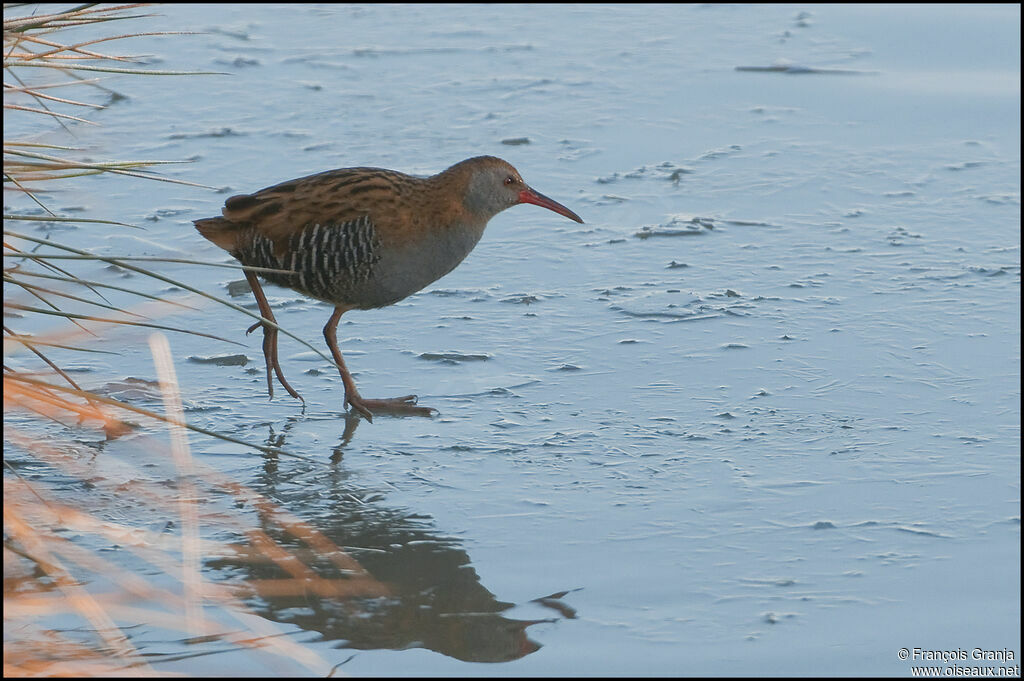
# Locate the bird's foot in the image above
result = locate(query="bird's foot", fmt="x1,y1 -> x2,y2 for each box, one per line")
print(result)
346,394 -> 437,422
248,319 -> 303,402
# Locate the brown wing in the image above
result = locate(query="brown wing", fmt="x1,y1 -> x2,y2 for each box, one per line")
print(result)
194,167 -> 418,256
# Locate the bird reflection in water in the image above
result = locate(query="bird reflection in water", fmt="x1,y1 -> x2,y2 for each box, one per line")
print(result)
226,423 -> 578,663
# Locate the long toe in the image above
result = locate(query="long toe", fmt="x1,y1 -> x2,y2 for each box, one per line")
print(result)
363,399 -> 437,417
346,396 -> 375,422
350,395 -> 436,419
377,394 -> 418,405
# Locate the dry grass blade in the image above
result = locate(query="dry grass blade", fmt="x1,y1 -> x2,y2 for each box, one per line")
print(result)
4,458 -> 333,675
4,5 -> 354,674
5,240 -> 116,305
7,229 -> 339,365
10,268 -> 201,310
4,214 -> 140,227
5,147 -> 193,169
149,333 -> 202,634
5,375 -> 135,437
5,334 -> 122,354
6,139 -> 89,147
3,101 -> 100,124
3,5 -> 156,33
3,323 -> 94,403
6,60 -> 226,77
4,4 -> 221,184
3,505 -> 151,668
5,373 -> 319,462
6,253 -> 291,271
3,170 -> 59,213
12,29 -> 203,63
7,268 -> 100,336
2,86 -> 102,110
6,303 -> 244,345
3,86 -> 105,109
5,336 -> 381,671
5,147 -> 214,187
6,276 -> 152,317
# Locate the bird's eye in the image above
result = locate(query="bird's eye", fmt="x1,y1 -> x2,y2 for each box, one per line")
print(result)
504,176 -> 516,186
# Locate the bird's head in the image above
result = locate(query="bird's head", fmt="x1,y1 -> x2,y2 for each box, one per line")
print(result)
455,156 -> 584,224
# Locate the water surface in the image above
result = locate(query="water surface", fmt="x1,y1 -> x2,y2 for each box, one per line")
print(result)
5,3 -> 1020,676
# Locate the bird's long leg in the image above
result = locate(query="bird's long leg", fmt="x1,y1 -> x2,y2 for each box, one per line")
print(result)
323,305 -> 434,421
244,270 -> 303,402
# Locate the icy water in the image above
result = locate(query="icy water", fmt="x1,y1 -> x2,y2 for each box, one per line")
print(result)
5,3 -> 1020,676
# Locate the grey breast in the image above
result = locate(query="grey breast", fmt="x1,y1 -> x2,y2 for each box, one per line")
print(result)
367,221 -> 487,308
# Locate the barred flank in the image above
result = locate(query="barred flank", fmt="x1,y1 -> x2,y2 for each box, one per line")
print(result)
235,216 -> 381,301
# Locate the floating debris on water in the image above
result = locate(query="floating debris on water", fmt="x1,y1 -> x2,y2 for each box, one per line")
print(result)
667,168 -> 692,183
226,279 -> 252,297
426,288 -> 491,298
188,354 -> 249,366
613,305 -> 721,322
501,137 -> 531,145
720,218 -> 778,227
418,351 -> 492,364
968,265 -> 1017,277
635,216 -> 711,239
550,363 -> 583,371
736,59 -> 877,75
595,160 -> 695,184
168,127 -> 244,139
887,226 -> 923,246
97,377 -> 162,400
501,294 -> 540,304
945,161 -> 985,171
698,145 -> 742,161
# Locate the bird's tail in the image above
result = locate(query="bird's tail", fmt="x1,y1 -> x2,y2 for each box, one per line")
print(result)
193,216 -> 241,251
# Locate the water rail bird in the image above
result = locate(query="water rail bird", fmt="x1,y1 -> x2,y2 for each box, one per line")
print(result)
195,156 -> 583,421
